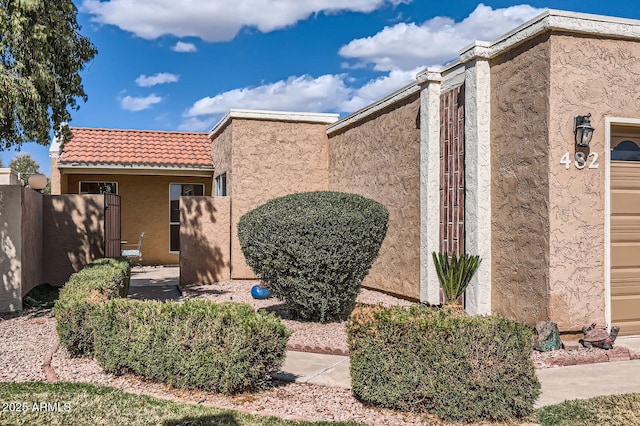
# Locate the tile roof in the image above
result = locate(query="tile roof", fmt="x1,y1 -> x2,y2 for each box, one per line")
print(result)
58,127 -> 212,168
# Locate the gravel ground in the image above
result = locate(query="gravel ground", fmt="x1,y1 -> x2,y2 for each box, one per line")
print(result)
0,310 -> 55,382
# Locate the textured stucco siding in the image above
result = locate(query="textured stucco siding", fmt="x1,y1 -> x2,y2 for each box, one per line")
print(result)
230,119 -> 330,279
20,188 -> 43,297
547,34 -> 640,331
64,174 -> 212,265
42,194 -> 105,287
180,196 -> 231,284
328,94 -> 421,299
212,123 -> 233,196
50,157 -> 62,195
0,186 -> 23,311
490,35 -> 551,325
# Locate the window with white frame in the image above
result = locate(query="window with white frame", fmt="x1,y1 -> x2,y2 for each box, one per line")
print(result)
79,181 -> 118,194
215,173 -> 227,196
169,183 -> 205,252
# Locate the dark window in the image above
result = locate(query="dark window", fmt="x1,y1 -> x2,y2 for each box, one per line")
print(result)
215,173 -> 227,196
169,183 -> 204,252
80,181 -> 117,194
612,140 -> 640,161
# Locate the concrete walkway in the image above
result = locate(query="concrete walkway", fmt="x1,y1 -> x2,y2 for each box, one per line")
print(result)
129,266 -> 640,408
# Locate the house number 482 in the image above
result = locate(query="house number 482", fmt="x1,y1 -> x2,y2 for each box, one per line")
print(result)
560,152 -> 599,170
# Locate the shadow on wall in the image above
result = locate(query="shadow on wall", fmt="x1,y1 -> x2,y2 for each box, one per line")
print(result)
0,190 -> 22,312
42,195 -> 105,287
180,196 -> 231,285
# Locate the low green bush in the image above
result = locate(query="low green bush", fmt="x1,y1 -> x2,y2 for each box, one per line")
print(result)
53,258 -> 130,357
238,191 -> 388,322
91,298 -> 291,394
347,304 -> 540,422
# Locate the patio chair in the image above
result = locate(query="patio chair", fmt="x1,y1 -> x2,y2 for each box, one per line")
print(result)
121,232 -> 145,268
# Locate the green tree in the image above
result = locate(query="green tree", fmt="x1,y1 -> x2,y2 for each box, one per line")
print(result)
9,152 -> 49,193
0,0 -> 97,150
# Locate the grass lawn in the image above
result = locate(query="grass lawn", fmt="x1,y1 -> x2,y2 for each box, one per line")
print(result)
533,393 -> 640,426
0,382 -> 362,426
2,382 -> 639,426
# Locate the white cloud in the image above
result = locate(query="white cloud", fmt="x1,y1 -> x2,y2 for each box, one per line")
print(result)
178,4 -> 545,131
81,0 -> 411,41
172,41 -> 197,52
135,72 -> 179,87
185,74 -> 351,118
120,94 -> 163,111
340,68 -> 421,111
340,3 -> 543,71
178,117 -> 219,132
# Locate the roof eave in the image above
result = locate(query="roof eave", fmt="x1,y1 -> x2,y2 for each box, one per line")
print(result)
57,163 -> 214,172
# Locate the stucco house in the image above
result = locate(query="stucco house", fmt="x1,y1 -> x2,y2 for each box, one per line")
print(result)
50,128 -> 214,265
51,9 -> 640,337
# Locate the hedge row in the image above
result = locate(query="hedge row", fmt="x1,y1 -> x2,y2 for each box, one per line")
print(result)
53,258 -> 131,357
347,305 -> 540,422
91,299 -> 291,394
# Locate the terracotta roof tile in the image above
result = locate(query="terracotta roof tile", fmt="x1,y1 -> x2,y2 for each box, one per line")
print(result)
59,127 -> 212,168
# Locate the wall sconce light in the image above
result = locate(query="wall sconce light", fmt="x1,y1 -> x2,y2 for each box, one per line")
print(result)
574,113 -> 595,147
28,173 -> 47,193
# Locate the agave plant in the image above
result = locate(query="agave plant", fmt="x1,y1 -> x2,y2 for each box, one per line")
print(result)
432,252 -> 482,306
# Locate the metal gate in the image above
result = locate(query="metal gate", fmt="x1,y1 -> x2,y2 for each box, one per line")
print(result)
104,193 -> 122,258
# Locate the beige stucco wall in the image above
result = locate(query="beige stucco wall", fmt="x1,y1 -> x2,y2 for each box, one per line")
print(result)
488,32 -> 640,331
546,34 -> 640,331
180,196 -> 231,284
229,119 -> 330,279
49,157 -> 62,195
42,194 -> 105,287
0,186 -> 43,311
328,94 -> 421,299
0,186 -> 24,311
490,34 -> 552,325
64,173 -> 212,265
20,188 -> 43,297
212,122 -> 233,196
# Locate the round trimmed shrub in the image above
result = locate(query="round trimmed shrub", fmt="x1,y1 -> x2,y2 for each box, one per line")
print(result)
238,191 -> 388,322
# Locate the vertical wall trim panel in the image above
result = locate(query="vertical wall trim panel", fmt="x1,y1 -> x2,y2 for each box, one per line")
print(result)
418,70 -> 442,304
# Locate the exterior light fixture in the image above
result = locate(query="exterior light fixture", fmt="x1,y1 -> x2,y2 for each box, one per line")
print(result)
574,113 -> 595,147
28,173 -> 47,193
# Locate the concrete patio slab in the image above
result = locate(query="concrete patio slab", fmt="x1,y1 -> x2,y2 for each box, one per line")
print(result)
130,266 -> 180,287
128,266 -> 181,301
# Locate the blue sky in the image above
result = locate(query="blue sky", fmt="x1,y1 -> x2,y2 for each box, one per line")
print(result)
3,0 -> 640,175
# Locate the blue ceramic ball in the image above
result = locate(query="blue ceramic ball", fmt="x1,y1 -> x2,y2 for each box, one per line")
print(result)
251,284 -> 271,299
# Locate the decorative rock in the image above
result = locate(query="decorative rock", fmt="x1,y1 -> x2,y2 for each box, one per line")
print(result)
575,351 -> 608,365
579,323 -> 620,349
606,346 -> 631,362
533,320 -> 562,352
